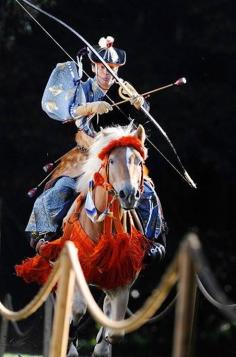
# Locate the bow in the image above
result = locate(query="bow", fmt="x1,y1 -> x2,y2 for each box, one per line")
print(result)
15,0 -> 196,189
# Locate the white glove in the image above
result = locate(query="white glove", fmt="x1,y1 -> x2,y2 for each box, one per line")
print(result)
130,95 -> 145,110
118,81 -> 144,110
74,101 -> 113,117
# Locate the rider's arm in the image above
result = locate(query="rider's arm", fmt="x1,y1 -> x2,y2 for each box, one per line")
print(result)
41,61 -> 81,122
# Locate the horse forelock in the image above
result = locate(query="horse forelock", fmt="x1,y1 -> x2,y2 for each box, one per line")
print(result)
76,124 -> 141,194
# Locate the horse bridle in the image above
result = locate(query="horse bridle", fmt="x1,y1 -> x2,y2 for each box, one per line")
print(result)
96,135 -> 146,198
96,149 -> 145,201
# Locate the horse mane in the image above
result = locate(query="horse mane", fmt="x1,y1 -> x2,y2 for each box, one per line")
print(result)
76,123 -> 141,194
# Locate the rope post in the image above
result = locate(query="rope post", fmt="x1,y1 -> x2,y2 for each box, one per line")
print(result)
172,237 -> 197,357
49,245 -> 76,357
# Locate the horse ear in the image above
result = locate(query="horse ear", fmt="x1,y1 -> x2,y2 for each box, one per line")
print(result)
99,127 -> 112,137
97,128 -> 107,138
100,129 -> 108,137
134,125 -> 146,145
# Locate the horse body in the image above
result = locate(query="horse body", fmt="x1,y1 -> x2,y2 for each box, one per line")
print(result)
63,124 -> 148,356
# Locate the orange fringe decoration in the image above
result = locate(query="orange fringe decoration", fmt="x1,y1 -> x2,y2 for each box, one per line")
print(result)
86,228 -> 149,289
15,221 -> 149,290
15,255 -> 52,285
15,216 -> 149,291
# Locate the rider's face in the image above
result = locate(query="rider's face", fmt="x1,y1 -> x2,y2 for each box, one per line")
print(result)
93,63 -> 119,91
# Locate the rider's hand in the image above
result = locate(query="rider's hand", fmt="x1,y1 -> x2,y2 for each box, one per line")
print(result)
118,80 -> 144,110
74,101 -> 113,117
130,95 -> 145,110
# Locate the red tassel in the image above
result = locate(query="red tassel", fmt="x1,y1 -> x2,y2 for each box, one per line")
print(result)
27,187 -> 38,198
15,228 -> 149,290
84,231 -> 150,290
43,163 -> 54,173
15,202 -> 150,290
40,238 -> 63,260
15,255 -> 52,285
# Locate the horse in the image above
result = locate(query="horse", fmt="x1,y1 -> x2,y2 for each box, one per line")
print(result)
16,123 -> 151,356
64,123 -> 149,356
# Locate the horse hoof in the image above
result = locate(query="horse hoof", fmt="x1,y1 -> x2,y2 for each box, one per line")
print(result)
91,348 -> 112,357
92,339 -> 112,357
107,332 -> 124,344
67,342 -> 79,357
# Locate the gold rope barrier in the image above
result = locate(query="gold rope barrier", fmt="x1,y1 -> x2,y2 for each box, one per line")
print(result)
0,260 -> 60,320
49,242 -> 178,357
0,237 -> 199,357
67,241 -> 178,333
0,242 -> 178,330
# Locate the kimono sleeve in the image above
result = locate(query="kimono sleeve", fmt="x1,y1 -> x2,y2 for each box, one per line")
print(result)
41,61 -> 81,122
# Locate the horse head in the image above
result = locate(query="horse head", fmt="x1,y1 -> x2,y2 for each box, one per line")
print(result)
101,125 -> 146,209
77,123 -> 147,210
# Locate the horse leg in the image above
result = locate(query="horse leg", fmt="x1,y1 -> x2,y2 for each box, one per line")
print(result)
92,294 -> 112,357
93,286 -> 130,357
67,283 -> 87,357
106,286 -> 129,343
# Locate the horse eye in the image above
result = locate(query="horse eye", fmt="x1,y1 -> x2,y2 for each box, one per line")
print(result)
109,159 -> 114,165
134,158 -> 142,166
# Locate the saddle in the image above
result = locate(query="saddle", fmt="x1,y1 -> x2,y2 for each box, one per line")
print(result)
51,131 -> 94,180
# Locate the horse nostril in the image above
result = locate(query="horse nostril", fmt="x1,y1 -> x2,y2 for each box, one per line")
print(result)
135,190 -> 140,199
119,190 -> 126,199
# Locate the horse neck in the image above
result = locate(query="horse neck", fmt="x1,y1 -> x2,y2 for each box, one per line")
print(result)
79,185 -> 108,242
79,186 -> 126,242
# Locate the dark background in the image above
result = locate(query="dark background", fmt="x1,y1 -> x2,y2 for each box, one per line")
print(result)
0,0 -> 235,356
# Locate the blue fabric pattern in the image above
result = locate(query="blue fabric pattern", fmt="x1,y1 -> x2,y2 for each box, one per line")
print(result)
137,180 -> 165,240
26,176 -> 77,233
42,61 -> 105,136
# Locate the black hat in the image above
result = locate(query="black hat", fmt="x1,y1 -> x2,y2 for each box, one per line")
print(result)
88,36 -> 126,66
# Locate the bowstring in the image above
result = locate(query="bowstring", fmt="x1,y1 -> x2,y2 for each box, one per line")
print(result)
15,0 -> 192,187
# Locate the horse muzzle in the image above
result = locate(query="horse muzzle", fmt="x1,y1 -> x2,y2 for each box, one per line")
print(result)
118,185 -> 140,210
